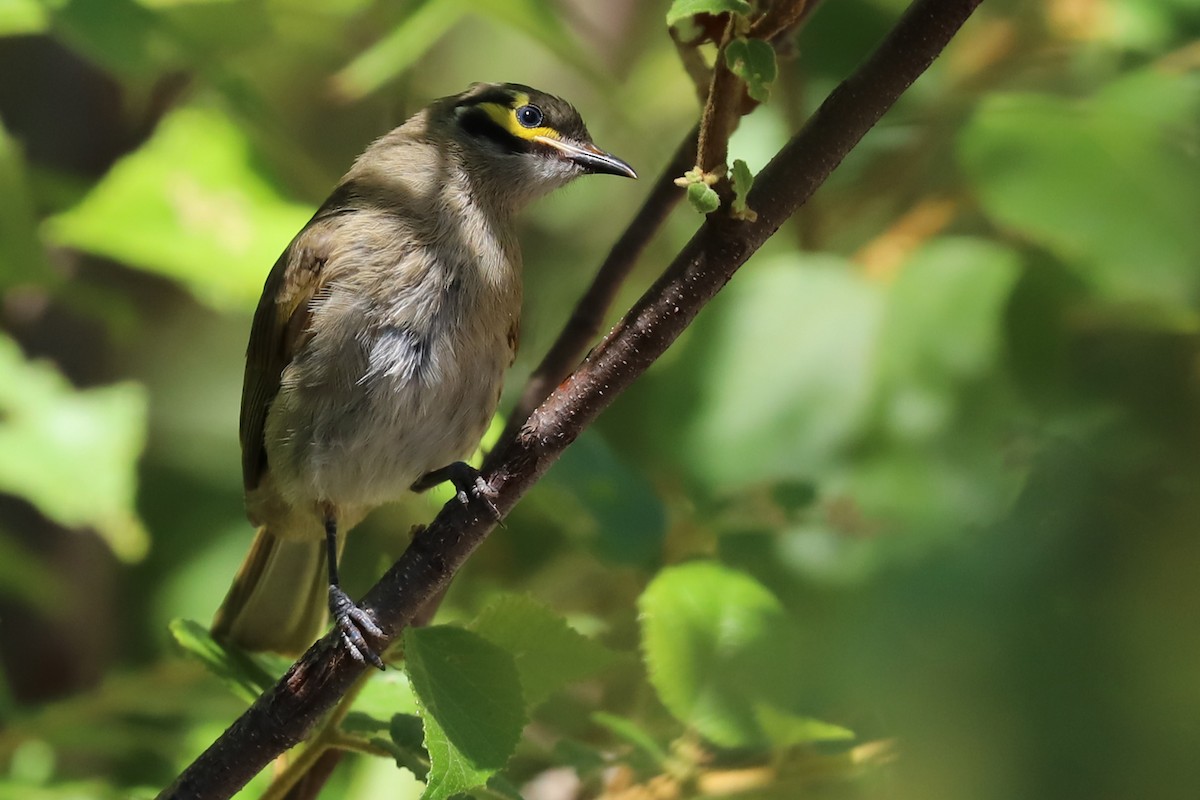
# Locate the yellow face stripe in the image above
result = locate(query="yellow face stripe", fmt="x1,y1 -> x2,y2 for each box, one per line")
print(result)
478,92 -> 561,142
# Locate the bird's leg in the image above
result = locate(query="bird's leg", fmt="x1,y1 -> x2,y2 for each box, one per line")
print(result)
412,461 -> 501,520
323,512 -> 385,670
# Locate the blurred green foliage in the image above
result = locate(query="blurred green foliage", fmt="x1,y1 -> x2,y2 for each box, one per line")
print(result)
1,0 -> 1199,798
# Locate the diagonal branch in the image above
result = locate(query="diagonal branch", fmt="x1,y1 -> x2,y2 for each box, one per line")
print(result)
486,126 -> 697,468
157,1 -> 983,797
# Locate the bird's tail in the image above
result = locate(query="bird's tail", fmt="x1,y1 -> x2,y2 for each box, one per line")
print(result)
211,526 -> 338,656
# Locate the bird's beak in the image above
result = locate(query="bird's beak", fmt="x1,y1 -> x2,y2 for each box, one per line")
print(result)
534,135 -> 637,179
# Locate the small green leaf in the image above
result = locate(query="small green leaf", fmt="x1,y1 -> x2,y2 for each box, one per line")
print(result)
725,37 -> 777,103
0,334 -> 148,561
687,181 -> 721,214
405,626 -> 526,800
757,705 -> 855,747
639,562 -> 793,747
387,713 -> 432,779
471,594 -> 618,707
591,712 -> 672,770
730,158 -> 756,221
45,106 -> 313,310
168,619 -> 277,704
666,0 -> 752,27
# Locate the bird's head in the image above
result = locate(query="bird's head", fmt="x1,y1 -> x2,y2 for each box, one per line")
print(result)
446,82 -> 636,205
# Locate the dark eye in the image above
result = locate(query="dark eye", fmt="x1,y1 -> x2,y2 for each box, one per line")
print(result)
516,104 -> 543,128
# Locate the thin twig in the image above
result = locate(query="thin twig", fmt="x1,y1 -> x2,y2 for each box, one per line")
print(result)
157,2 -> 983,797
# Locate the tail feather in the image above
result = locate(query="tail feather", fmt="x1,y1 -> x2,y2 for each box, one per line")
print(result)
212,527 -> 338,656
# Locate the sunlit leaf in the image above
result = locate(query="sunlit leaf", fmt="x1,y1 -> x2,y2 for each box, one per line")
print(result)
471,593 -> 618,707
757,705 -> 855,747
45,106 -> 312,310
168,619 -> 277,704
639,562 -> 795,747
0,334 -> 148,561
0,0 -> 46,35
666,0 -> 752,27
405,625 -> 526,800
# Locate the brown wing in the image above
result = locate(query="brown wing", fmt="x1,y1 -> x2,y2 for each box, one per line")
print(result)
239,219 -> 340,492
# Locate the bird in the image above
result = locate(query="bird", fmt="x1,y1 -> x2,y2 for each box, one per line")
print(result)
211,82 -> 636,668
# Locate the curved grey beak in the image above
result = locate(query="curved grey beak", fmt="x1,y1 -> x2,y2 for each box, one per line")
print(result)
534,135 -> 637,179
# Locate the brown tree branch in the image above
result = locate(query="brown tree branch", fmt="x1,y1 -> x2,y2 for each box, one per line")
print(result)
157,1 -> 983,796
487,128 -> 697,470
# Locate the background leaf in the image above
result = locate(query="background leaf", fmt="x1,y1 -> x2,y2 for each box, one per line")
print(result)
0,334 -> 148,561
666,0 -> 752,27
959,69 -> 1200,322
404,626 -> 526,800
167,619 -> 277,704
638,561 -> 795,747
44,105 -> 312,310
471,593 -> 618,707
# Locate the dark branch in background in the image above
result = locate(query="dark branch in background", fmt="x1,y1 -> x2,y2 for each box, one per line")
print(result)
157,1 -> 983,797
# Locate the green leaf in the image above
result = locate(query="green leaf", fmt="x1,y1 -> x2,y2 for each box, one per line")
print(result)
666,0 -> 752,27
47,0 -> 181,77
45,105 -> 313,311
471,594 -> 618,707
591,712 -> 672,769
682,255 -> 883,488
0,0 -> 47,37
756,705 -> 855,747
0,334 -> 149,561
638,562 -> 793,747
404,626 -> 526,800
730,158 -> 756,221
687,181 -> 721,214
0,120 -> 53,289
725,37 -> 777,103
536,430 -> 666,567
959,69 -> 1200,321
387,713 -> 432,778
330,0 -> 464,101
877,238 -> 1021,438
168,619 -> 277,704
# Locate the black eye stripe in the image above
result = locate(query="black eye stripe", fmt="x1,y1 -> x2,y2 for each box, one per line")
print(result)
516,104 -> 543,128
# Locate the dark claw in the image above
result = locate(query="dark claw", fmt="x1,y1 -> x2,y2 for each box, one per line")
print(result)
414,461 -> 502,522
329,585 -> 385,670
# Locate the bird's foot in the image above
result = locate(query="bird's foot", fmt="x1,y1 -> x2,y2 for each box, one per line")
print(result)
328,585 -> 385,670
413,461 -> 502,522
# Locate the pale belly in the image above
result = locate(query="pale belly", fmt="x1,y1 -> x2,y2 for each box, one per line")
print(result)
262,321 -> 509,511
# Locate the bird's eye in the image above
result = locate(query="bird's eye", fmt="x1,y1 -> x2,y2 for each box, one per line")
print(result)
515,104 -> 543,128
